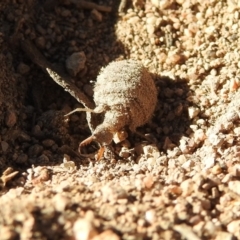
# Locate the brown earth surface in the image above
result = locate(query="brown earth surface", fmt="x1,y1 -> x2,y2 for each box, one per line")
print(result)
1,0 -> 240,239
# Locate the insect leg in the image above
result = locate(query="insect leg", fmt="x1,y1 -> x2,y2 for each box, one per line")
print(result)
64,108 -> 93,117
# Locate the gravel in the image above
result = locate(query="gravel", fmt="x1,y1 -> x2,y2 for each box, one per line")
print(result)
1,0 -> 240,239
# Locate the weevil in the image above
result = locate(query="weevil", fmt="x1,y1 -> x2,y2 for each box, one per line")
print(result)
66,60 -> 157,158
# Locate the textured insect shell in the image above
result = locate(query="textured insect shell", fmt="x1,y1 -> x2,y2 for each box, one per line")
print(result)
127,67 -> 157,130
93,60 -> 157,131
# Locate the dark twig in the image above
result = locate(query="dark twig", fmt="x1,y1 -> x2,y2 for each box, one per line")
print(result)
21,39 -> 102,133
69,0 -> 112,12
20,39 -> 94,110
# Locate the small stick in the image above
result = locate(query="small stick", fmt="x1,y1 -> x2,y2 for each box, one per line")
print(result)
118,0 -> 128,13
20,39 -> 95,110
69,0 -> 112,12
21,39 -> 101,133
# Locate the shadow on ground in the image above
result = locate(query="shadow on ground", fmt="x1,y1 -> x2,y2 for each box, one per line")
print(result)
0,0 -> 125,173
136,74 -> 192,153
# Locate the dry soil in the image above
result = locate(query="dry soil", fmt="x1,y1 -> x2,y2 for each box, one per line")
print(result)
1,0 -> 240,240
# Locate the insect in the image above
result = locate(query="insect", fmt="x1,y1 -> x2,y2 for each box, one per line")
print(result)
66,60 -> 158,158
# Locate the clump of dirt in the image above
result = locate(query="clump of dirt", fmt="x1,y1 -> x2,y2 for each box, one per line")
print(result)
1,0 -> 240,240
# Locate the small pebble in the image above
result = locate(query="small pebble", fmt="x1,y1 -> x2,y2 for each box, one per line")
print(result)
215,231 -> 234,240
83,84 -> 94,97
16,153 -> 28,164
91,9 -> 102,22
119,147 -> 130,158
228,181 -> 240,195
35,36 -> 46,49
73,217 -> 98,240
28,144 -> 44,157
5,110 -> 17,127
92,230 -> 120,240
188,107 -> 200,119
66,51 -> 86,77
42,139 -> 55,148
37,154 -> 49,164
17,62 -> 30,75
1,141 -> 9,152
145,209 -> 156,224
142,144 -> 160,158
227,220 -> 240,238
180,179 -> 194,196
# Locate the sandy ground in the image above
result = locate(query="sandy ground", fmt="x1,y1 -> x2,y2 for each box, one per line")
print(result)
1,0 -> 240,239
